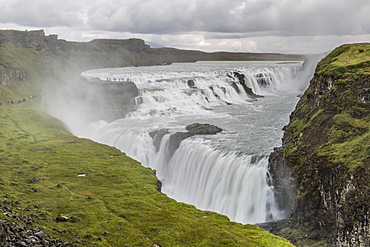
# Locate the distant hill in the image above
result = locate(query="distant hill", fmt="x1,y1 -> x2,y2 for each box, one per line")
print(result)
0,29 -> 304,71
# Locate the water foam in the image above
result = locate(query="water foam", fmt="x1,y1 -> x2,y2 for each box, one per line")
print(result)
56,60 -> 316,224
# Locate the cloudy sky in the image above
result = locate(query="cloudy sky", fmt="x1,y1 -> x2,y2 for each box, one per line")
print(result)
0,0 -> 369,54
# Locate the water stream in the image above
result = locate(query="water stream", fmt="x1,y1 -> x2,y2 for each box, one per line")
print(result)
48,59 -> 317,224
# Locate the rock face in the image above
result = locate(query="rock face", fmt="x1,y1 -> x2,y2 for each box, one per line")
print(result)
151,123 -> 223,157
185,123 -> 223,134
228,72 -> 264,98
269,44 -> 370,246
0,67 -> 26,87
149,129 -> 169,152
0,30 -> 58,52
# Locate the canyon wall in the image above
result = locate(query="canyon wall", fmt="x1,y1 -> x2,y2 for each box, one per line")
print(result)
269,43 -> 370,246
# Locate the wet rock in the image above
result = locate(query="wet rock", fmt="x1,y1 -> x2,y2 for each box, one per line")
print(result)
156,179 -> 162,192
168,123 -> 222,156
29,177 -> 39,183
149,129 -> 169,152
56,216 -> 69,222
229,72 -> 263,98
187,79 -> 196,88
168,132 -> 194,155
255,72 -> 272,87
185,123 -> 222,135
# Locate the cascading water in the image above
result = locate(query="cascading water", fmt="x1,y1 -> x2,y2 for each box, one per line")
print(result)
51,60 -> 316,224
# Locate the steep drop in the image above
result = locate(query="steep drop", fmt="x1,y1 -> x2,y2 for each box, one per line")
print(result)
49,60 -> 317,224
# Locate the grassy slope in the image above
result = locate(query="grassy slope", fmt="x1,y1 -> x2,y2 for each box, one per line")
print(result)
0,39 -> 294,246
0,102 -> 294,247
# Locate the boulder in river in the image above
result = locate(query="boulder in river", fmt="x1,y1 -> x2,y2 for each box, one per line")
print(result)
168,123 -> 222,156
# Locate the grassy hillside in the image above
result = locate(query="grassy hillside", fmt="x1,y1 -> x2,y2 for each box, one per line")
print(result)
0,99 -> 295,247
0,31 -> 294,246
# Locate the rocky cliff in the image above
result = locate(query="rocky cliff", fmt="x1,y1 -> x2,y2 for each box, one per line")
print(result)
0,29 -> 304,73
268,44 -> 370,246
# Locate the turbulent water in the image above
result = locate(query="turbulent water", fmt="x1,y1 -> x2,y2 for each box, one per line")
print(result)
53,60 -> 317,224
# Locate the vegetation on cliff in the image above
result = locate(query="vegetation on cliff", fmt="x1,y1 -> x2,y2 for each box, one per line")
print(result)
269,43 -> 369,246
0,30 -> 295,246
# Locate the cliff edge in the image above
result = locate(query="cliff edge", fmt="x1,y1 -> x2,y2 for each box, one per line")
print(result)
269,43 -> 370,246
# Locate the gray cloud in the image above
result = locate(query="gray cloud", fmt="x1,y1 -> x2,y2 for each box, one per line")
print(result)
0,0 -> 85,27
0,0 -> 369,53
83,0 -> 370,36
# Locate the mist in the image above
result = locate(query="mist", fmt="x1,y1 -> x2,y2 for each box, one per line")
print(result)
43,75 -> 138,137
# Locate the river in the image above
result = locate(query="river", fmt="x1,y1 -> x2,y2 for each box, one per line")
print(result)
49,59 -> 317,224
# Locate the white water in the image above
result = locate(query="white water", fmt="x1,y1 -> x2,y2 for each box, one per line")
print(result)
50,60 -> 318,224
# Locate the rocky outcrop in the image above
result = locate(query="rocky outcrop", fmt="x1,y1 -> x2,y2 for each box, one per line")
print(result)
228,72 -> 263,98
268,44 -> 370,246
168,123 -> 222,155
149,129 -> 169,152
150,123 -> 222,157
0,30 -> 58,52
185,123 -> 223,134
0,200 -> 73,246
89,38 -> 151,53
0,66 -> 26,87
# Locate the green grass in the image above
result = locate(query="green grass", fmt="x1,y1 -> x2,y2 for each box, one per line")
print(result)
0,101 -> 294,246
317,43 -> 370,77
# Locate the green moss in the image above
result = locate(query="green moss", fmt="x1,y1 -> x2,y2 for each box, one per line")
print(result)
322,112 -> 369,170
317,43 -> 370,77
326,131 -> 370,170
328,113 -> 369,143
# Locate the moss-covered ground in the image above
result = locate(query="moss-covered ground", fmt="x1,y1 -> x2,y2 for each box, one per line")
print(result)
0,100 -> 294,246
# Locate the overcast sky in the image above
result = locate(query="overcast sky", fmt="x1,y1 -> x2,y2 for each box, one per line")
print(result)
0,0 -> 369,54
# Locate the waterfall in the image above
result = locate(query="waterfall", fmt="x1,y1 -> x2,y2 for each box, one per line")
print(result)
81,62 -> 302,119
89,121 -> 284,224
49,60 -> 315,224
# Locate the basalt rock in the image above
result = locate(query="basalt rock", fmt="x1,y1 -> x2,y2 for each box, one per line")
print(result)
56,216 -> 69,222
185,123 -> 222,134
268,44 -> 370,246
0,200 -> 74,246
187,79 -> 196,88
168,123 -> 222,156
149,129 -> 169,152
229,72 -> 263,98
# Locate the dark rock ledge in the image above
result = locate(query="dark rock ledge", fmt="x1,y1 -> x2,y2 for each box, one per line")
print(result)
169,123 -> 222,156
149,123 -> 223,158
